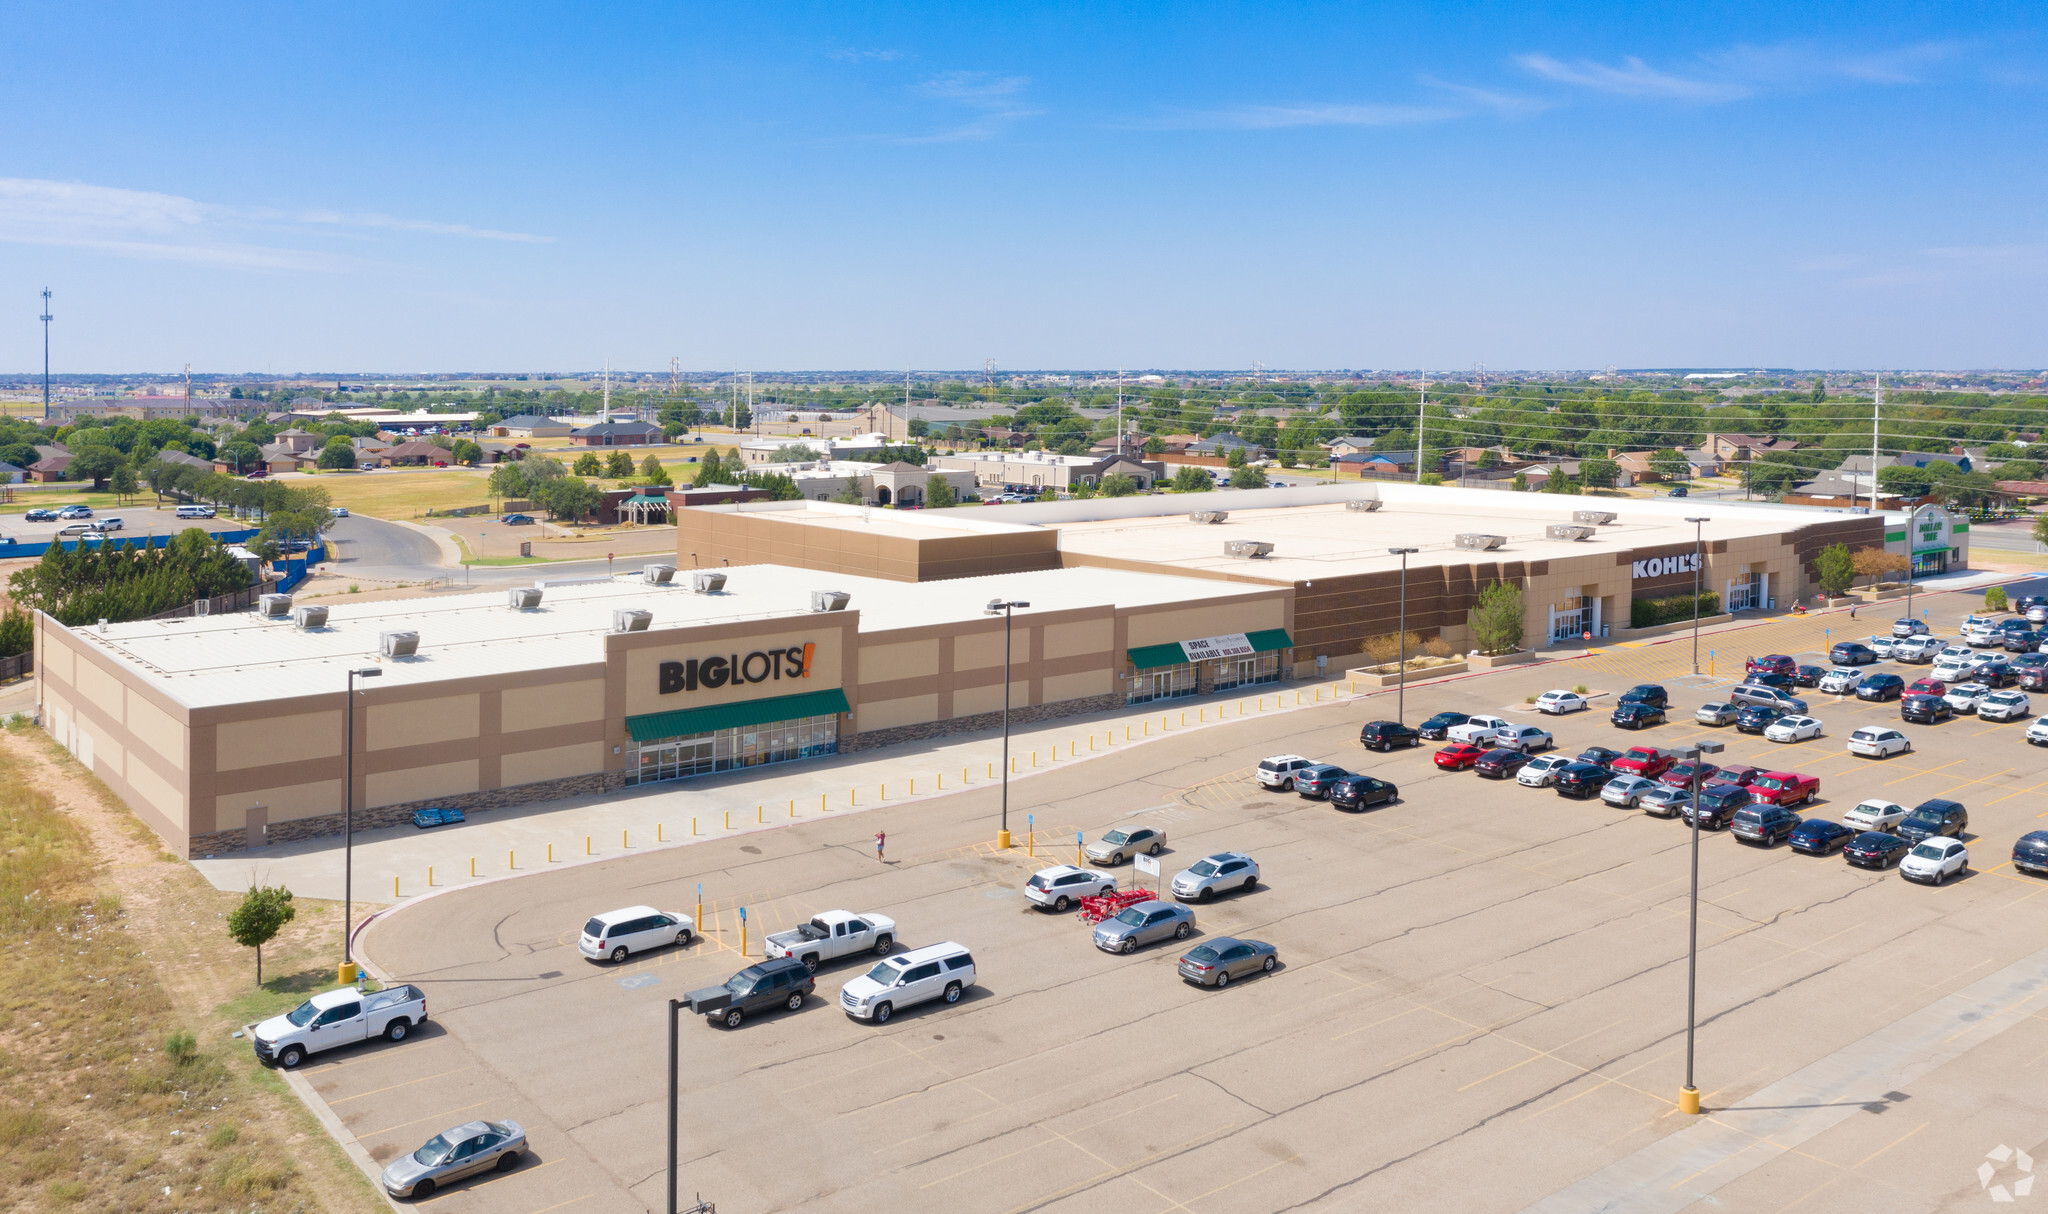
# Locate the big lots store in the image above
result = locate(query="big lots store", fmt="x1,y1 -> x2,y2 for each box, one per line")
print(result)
34,564 -> 1288,858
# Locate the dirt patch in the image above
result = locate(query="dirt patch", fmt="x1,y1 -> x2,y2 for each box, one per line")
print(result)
0,727 -> 382,1213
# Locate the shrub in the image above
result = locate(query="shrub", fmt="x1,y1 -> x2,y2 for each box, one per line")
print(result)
1988,585 -> 2010,612
1630,590 -> 1721,629
163,1031 -> 198,1065
1467,580 -> 1525,655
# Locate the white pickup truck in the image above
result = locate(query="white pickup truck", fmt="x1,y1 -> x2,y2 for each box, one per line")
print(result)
252,983 -> 427,1069
764,911 -> 897,972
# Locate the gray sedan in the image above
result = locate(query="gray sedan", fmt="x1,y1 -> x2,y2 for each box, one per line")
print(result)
1178,936 -> 1278,988
1092,900 -> 1194,954
1085,825 -> 1167,866
1169,852 -> 1258,902
381,1119 -> 526,1200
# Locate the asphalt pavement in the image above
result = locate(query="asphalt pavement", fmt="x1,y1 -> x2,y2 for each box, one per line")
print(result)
325,514 -> 635,586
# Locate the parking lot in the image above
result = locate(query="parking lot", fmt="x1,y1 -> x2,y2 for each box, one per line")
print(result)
342,586 -> 2048,1213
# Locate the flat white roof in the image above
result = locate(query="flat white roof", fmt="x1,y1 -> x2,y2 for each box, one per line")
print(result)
72,563 -> 1272,709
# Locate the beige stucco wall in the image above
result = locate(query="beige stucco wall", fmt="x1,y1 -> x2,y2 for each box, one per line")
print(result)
215,778 -> 341,831
501,741 -> 606,787
953,681 -> 1029,716
503,679 -> 605,733
858,693 -> 940,732
1126,600 -> 1287,648
956,627 -> 1032,670
75,658 -> 124,715
367,759 -> 480,808
126,690 -> 184,771
368,695 -> 481,751
1044,618 -> 1113,658
219,710 -> 341,769
1043,669 -> 1112,702
860,639 -> 940,682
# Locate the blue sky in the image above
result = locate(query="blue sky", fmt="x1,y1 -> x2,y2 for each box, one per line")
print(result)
3,2 -> 2042,373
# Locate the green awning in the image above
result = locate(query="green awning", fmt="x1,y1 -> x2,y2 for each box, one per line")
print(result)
1128,628 -> 1294,669
627,687 -> 850,742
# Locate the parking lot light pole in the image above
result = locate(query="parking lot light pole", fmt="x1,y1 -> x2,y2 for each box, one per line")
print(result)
1680,736 -> 1726,1115
667,996 -> 681,1214
1389,548 -> 1418,724
985,598 -> 1030,848
341,666 -> 382,984
1686,518 -> 1709,674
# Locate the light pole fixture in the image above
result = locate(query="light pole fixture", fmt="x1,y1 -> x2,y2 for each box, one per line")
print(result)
984,598 -> 1030,848
341,665 -> 381,983
1685,517 -> 1709,674
1680,735 -> 1726,1115
1388,548 -> 1418,724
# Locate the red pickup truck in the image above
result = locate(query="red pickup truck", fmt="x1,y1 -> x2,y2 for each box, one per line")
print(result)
1749,771 -> 1819,807
1611,746 -> 1673,778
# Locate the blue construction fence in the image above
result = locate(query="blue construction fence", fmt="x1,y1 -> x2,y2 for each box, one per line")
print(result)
0,527 -> 260,560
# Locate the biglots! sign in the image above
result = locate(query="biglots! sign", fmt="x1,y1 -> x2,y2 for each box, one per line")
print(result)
1631,552 -> 1701,580
659,644 -> 814,694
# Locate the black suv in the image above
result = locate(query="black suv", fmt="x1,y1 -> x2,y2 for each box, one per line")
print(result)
1554,763 -> 1614,799
1897,799 -> 1969,844
2013,830 -> 2048,876
1358,720 -> 1421,752
1329,773 -> 1397,810
1730,805 -> 1802,847
1735,704 -> 1785,734
685,956 -> 816,1028
1618,684 -> 1669,709
1976,660 -> 2019,688
1681,784 -> 1752,829
1856,673 -> 1905,701
1417,712 -> 1469,741
1900,694 -> 1953,724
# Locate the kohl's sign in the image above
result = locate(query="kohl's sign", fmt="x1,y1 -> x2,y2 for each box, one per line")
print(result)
659,643 -> 815,694
1631,552 -> 1701,580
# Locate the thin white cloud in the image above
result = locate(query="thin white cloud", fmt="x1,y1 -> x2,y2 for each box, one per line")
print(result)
1704,40 -> 1966,86
1132,102 -> 1457,131
1516,53 -> 1749,101
1416,74 -> 1554,117
0,176 -> 551,271
899,71 -> 1041,142
830,47 -> 902,62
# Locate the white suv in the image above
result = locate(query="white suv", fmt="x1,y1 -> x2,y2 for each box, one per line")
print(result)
1256,755 -> 1317,791
1979,690 -> 2032,722
1818,668 -> 1863,695
2028,716 -> 2048,746
840,942 -> 977,1023
1517,754 -> 1574,787
578,906 -> 694,963
1024,865 -> 1114,911
1847,726 -> 1911,758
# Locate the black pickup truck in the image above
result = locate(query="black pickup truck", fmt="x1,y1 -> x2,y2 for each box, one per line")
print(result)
685,956 -> 815,1029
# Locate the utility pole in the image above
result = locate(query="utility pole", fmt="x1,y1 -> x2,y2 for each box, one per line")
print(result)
40,289 -> 53,421
1869,370 -> 1883,516
1117,367 -> 1124,455
1415,366 -> 1428,483
601,358 -> 611,424
184,363 -> 192,409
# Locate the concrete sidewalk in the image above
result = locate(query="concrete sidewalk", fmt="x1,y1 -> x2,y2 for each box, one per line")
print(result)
191,678 -> 1359,901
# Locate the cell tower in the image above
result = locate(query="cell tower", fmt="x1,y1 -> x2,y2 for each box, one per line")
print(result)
1472,361 -> 1486,391
669,356 -> 680,397
39,288 -> 53,421
984,359 -> 996,388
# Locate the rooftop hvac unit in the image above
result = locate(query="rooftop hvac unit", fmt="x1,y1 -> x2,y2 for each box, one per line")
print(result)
612,608 -> 653,634
292,605 -> 328,630
643,563 -> 676,585
691,571 -> 726,595
258,593 -> 293,618
1546,524 -> 1597,541
1571,510 -> 1617,525
810,590 -> 851,612
1344,499 -> 1384,512
1189,510 -> 1229,524
507,587 -> 543,610
380,630 -> 419,658
1455,533 -> 1506,551
1223,540 -> 1274,559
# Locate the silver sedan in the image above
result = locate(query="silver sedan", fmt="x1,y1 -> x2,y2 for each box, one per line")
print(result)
1178,936 -> 1278,987
381,1119 -> 527,1200
1092,900 -> 1194,954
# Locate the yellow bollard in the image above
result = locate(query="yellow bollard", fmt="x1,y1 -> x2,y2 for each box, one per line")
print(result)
724,810 -> 730,830
586,835 -> 592,855
658,823 -> 664,842
692,816 -> 697,835
548,843 -> 554,863
851,787 -> 857,805
910,778 -> 916,794
623,829 -> 629,849
1144,721 -> 1149,735
1090,736 -> 1096,751
695,896 -> 701,927
428,865 -> 434,887
789,799 -> 794,817
938,773 -> 944,789
1027,831 -> 1034,857
394,875 -> 400,898
1127,725 -> 1132,740
1180,711 -> 1186,726
470,857 -> 476,877
740,920 -> 747,957
508,849 -> 514,870
821,793 -> 827,812
757,804 -> 763,823
1680,1086 -> 1701,1115
1200,708 -> 1206,722
987,762 -> 993,778
880,783 -> 885,800
1032,750 -> 1037,767
1239,700 -> 1244,714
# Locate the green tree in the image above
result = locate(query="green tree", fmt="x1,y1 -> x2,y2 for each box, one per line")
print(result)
0,609 -> 30,657
572,452 -> 602,477
109,463 -> 138,500
639,453 -> 672,486
1510,471 -> 1528,491
831,481 -> 865,505
925,476 -> 957,509
1578,457 -> 1618,488
449,438 -> 483,466
604,450 -> 636,479
693,450 -> 726,488
1170,466 -> 1212,493
488,461 -> 530,500
1467,580 -> 1525,655
1229,464 -> 1268,489
227,884 -> 296,986
1100,473 -> 1140,497
1813,542 -> 1855,597
69,446 -> 125,491
1225,445 -> 1247,468
1988,585 -> 2011,612
317,440 -> 357,470
768,443 -> 822,463
2033,512 -> 2048,549
537,476 -> 603,521
1648,448 -> 1691,481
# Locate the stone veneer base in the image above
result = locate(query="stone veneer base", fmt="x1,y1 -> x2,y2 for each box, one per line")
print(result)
189,770 -> 627,858
841,692 -> 1124,753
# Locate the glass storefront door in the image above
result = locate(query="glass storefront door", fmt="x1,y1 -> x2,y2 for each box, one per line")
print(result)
1127,663 -> 1197,704
626,714 -> 838,786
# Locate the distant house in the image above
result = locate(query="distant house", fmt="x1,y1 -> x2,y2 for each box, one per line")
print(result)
381,440 -> 450,466
27,453 -> 72,483
273,427 -> 321,454
1187,433 -> 1259,457
1703,433 -> 1800,462
568,420 -> 663,447
0,461 -> 25,485
1323,436 -> 1376,457
153,449 -> 213,473
1903,451 -> 1973,473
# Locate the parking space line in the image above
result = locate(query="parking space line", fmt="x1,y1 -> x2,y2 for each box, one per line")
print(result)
354,1100 -> 491,1139
513,1192 -> 590,1214
416,1158 -> 564,1205
327,1065 -> 474,1104
1455,1017 -> 1629,1092
304,1042 -> 461,1076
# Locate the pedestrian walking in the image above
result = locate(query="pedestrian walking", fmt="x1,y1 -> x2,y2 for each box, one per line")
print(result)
1850,605 -> 1858,620
874,830 -> 886,861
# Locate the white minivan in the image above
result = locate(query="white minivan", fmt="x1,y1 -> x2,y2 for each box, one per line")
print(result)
839,942 -> 976,1023
577,905 -> 694,963
175,504 -> 216,519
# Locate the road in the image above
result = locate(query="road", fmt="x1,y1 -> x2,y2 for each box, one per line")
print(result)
340,581 -> 2048,1214
324,514 -> 640,585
